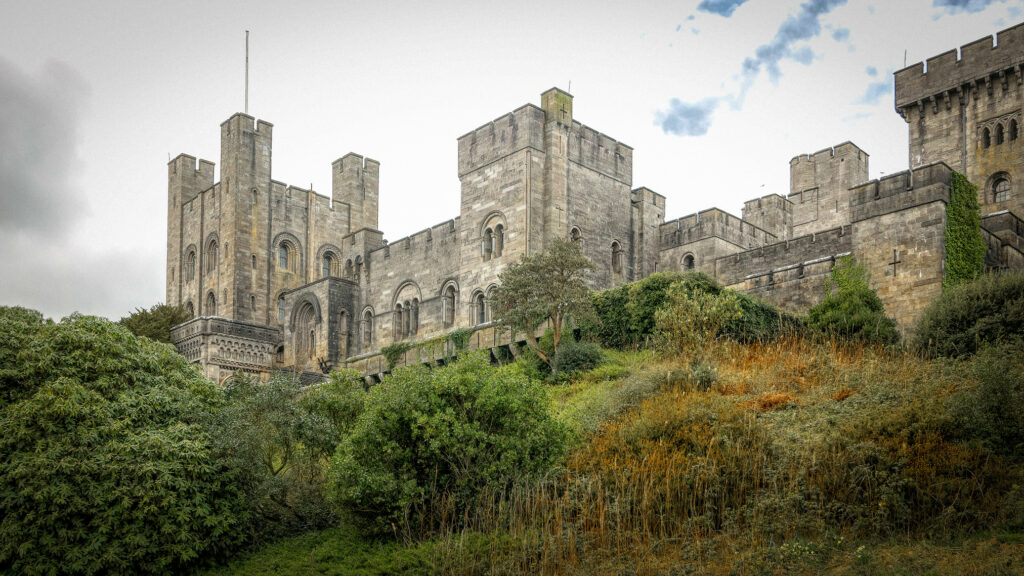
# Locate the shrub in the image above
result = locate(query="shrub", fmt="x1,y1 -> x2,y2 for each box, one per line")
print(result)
948,342 -> 1024,457
0,312 -> 245,575
913,272 -> 1024,358
328,353 -> 566,536
553,339 -> 604,376
805,257 -> 899,345
212,369 -> 366,541
655,283 -> 742,359
0,306 -> 51,409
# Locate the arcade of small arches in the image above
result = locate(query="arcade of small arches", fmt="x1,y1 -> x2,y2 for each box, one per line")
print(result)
981,118 -> 1019,149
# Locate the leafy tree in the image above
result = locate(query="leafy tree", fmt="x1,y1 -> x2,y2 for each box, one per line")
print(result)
806,256 -> 899,345
328,353 -> 567,536
119,302 -> 191,343
490,237 -> 594,372
0,310 -> 246,575
0,306 -> 51,409
213,369 -> 366,540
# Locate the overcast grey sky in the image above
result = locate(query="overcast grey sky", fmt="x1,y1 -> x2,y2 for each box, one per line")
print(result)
0,0 -> 1021,320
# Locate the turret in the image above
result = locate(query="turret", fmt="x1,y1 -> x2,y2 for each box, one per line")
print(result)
332,152 -> 379,233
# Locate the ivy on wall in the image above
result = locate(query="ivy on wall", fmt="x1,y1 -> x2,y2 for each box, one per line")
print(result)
944,172 -> 986,288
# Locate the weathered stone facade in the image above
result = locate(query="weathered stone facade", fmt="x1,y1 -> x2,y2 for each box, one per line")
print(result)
169,25 -> 1024,382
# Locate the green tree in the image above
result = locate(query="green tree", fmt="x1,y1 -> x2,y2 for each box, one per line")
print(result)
489,237 -> 594,372
0,309 -> 246,575
328,353 -> 566,536
213,369 -> 366,540
118,302 -> 191,343
806,256 -> 899,345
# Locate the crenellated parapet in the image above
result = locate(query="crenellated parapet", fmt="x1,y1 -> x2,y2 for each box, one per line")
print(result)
659,208 -> 776,251
895,22 -> 1024,114
848,162 -> 952,222
457,105 -> 546,177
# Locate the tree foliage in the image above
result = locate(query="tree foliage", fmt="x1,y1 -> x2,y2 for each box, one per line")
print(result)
489,237 -> 594,371
328,353 -> 566,536
0,309 -> 245,575
119,302 -> 191,344
213,369 -> 366,541
805,257 -> 899,345
914,271 -> 1024,358
944,171 -> 986,288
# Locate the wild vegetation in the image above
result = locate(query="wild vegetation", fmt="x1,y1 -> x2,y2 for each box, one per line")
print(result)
3,261 -> 1024,574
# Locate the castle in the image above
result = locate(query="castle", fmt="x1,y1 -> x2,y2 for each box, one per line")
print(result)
169,24 -> 1024,383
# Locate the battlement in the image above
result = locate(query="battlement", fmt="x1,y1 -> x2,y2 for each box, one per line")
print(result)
895,22 -> 1024,110
631,187 -> 666,209
715,225 -> 854,286
368,218 -> 459,260
568,120 -> 633,184
332,152 -> 379,233
659,208 -> 775,251
789,141 -> 869,196
743,193 -> 792,215
220,112 -> 274,136
457,104 -> 546,176
331,152 -> 380,175
848,162 -> 952,222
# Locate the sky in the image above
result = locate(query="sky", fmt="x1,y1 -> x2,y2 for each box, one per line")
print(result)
1,0 -> 1022,320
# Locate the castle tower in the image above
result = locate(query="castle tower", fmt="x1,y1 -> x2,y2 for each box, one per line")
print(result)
166,154 -> 214,310
332,153 -> 380,233
540,87 -> 573,251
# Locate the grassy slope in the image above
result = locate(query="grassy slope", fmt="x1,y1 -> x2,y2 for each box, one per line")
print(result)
204,342 -> 1024,575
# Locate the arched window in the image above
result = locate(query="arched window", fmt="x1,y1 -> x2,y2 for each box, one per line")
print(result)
294,301 -> 318,364
277,295 -> 286,323
996,123 -> 1005,145
443,285 -> 457,326
206,291 -> 217,316
250,295 -> 256,310
475,293 -> 487,325
682,254 -> 695,270
322,251 -> 338,278
362,310 -> 373,347
611,241 -> 623,274
205,239 -> 218,275
394,303 -> 404,341
493,224 -> 504,257
251,254 -> 257,269
185,301 -> 194,318
185,250 -> 196,282
983,127 -> 991,148
278,243 -> 290,270
345,259 -> 353,279
1012,120 -> 1019,142
994,177 -> 1011,202
570,227 -> 582,242
482,228 -> 494,261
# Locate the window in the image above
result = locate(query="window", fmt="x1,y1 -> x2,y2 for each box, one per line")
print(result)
278,243 -> 289,269
205,239 -> 218,275
394,303 -> 404,341
322,251 -> 338,278
683,254 -> 695,270
410,299 -> 419,335
251,254 -> 257,269
983,127 -> 991,148
570,227 -> 582,242
250,295 -> 256,310
206,291 -> 216,316
442,285 -> 457,326
475,293 -> 487,325
186,250 -> 196,282
611,241 -> 623,274
994,178 -> 1011,202
354,256 -> 363,284
185,301 -> 194,318
1011,120 -> 1019,141
277,295 -> 286,323
493,224 -> 504,257
362,310 -> 373,347
482,228 -> 493,260
996,123 -> 1005,145
345,259 -> 353,279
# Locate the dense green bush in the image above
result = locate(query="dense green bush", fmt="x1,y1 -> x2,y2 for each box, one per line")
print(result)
328,353 -> 566,535
118,302 -> 191,344
914,272 -> 1024,358
655,283 -> 742,359
213,369 -> 366,542
553,339 -> 604,376
0,310 -> 246,575
805,257 -> 899,345
592,272 -> 795,349
948,343 -> 1024,457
